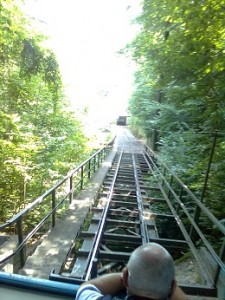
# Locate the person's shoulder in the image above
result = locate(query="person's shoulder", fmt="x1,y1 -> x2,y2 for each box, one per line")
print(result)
76,284 -> 102,300
78,284 -> 100,293
76,284 -> 121,300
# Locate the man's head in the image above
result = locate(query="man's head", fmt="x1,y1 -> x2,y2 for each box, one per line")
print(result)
122,243 -> 175,300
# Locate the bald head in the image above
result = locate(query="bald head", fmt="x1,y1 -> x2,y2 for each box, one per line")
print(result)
126,243 -> 175,299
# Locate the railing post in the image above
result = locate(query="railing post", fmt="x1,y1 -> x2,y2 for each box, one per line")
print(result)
152,129 -> 158,151
168,175 -> 173,199
52,190 -> 56,228
88,160 -> 91,178
69,176 -> 73,204
93,156 -> 96,173
103,147 -> 106,160
201,133 -> 217,203
161,167 -> 167,186
215,238 -> 225,285
17,218 -> 26,268
80,165 -> 84,190
190,133 -> 217,238
176,186 -> 183,213
97,152 -> 100,168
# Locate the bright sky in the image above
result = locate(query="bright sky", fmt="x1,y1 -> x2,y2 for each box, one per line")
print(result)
23,0 -> 142,126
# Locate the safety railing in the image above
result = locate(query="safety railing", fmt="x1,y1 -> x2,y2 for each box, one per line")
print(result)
0,141 -> 113,272
144,144 -> 225,297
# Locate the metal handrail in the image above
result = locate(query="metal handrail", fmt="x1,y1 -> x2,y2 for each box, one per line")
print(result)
143,144 -> 225,288
144,145 -> 225,234
0,140 -> 113,270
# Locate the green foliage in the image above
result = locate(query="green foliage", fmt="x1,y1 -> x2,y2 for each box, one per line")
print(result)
0,0 -> 88,224
127,0 -> 225,219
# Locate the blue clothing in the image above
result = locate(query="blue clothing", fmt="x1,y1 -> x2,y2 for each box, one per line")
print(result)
76,284 -> 112,300
76,284 -> 170,300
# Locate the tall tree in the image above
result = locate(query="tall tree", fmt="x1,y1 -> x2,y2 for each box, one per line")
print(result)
0,0 -> 87,223
127,0 -> 225,219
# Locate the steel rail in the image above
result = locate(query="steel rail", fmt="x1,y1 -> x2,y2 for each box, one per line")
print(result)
132,153 -> 149,244
84,150 -> 124,280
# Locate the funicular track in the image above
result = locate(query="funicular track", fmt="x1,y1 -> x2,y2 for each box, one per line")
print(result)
60,149 -> 153,280
50,140 -> 220,297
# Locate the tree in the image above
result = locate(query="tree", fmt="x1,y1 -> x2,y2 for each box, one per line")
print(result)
0,0 -> 87,224
127,0 -> 225,219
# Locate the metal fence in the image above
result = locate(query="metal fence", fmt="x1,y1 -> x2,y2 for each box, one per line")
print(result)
0,142 -> 112,272
144,144 -> 225,298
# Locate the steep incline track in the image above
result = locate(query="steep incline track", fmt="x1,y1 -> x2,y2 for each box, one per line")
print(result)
49,129 -> 219,297
67,150 -> 157,280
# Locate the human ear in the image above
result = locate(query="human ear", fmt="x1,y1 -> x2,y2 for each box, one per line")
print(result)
170,280 -> 188,300
122,267 -> 129,288
171,280 -> 177,293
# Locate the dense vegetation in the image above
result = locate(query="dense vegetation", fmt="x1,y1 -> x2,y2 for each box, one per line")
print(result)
0,0 -> 88,223
127,0 -> 225,220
